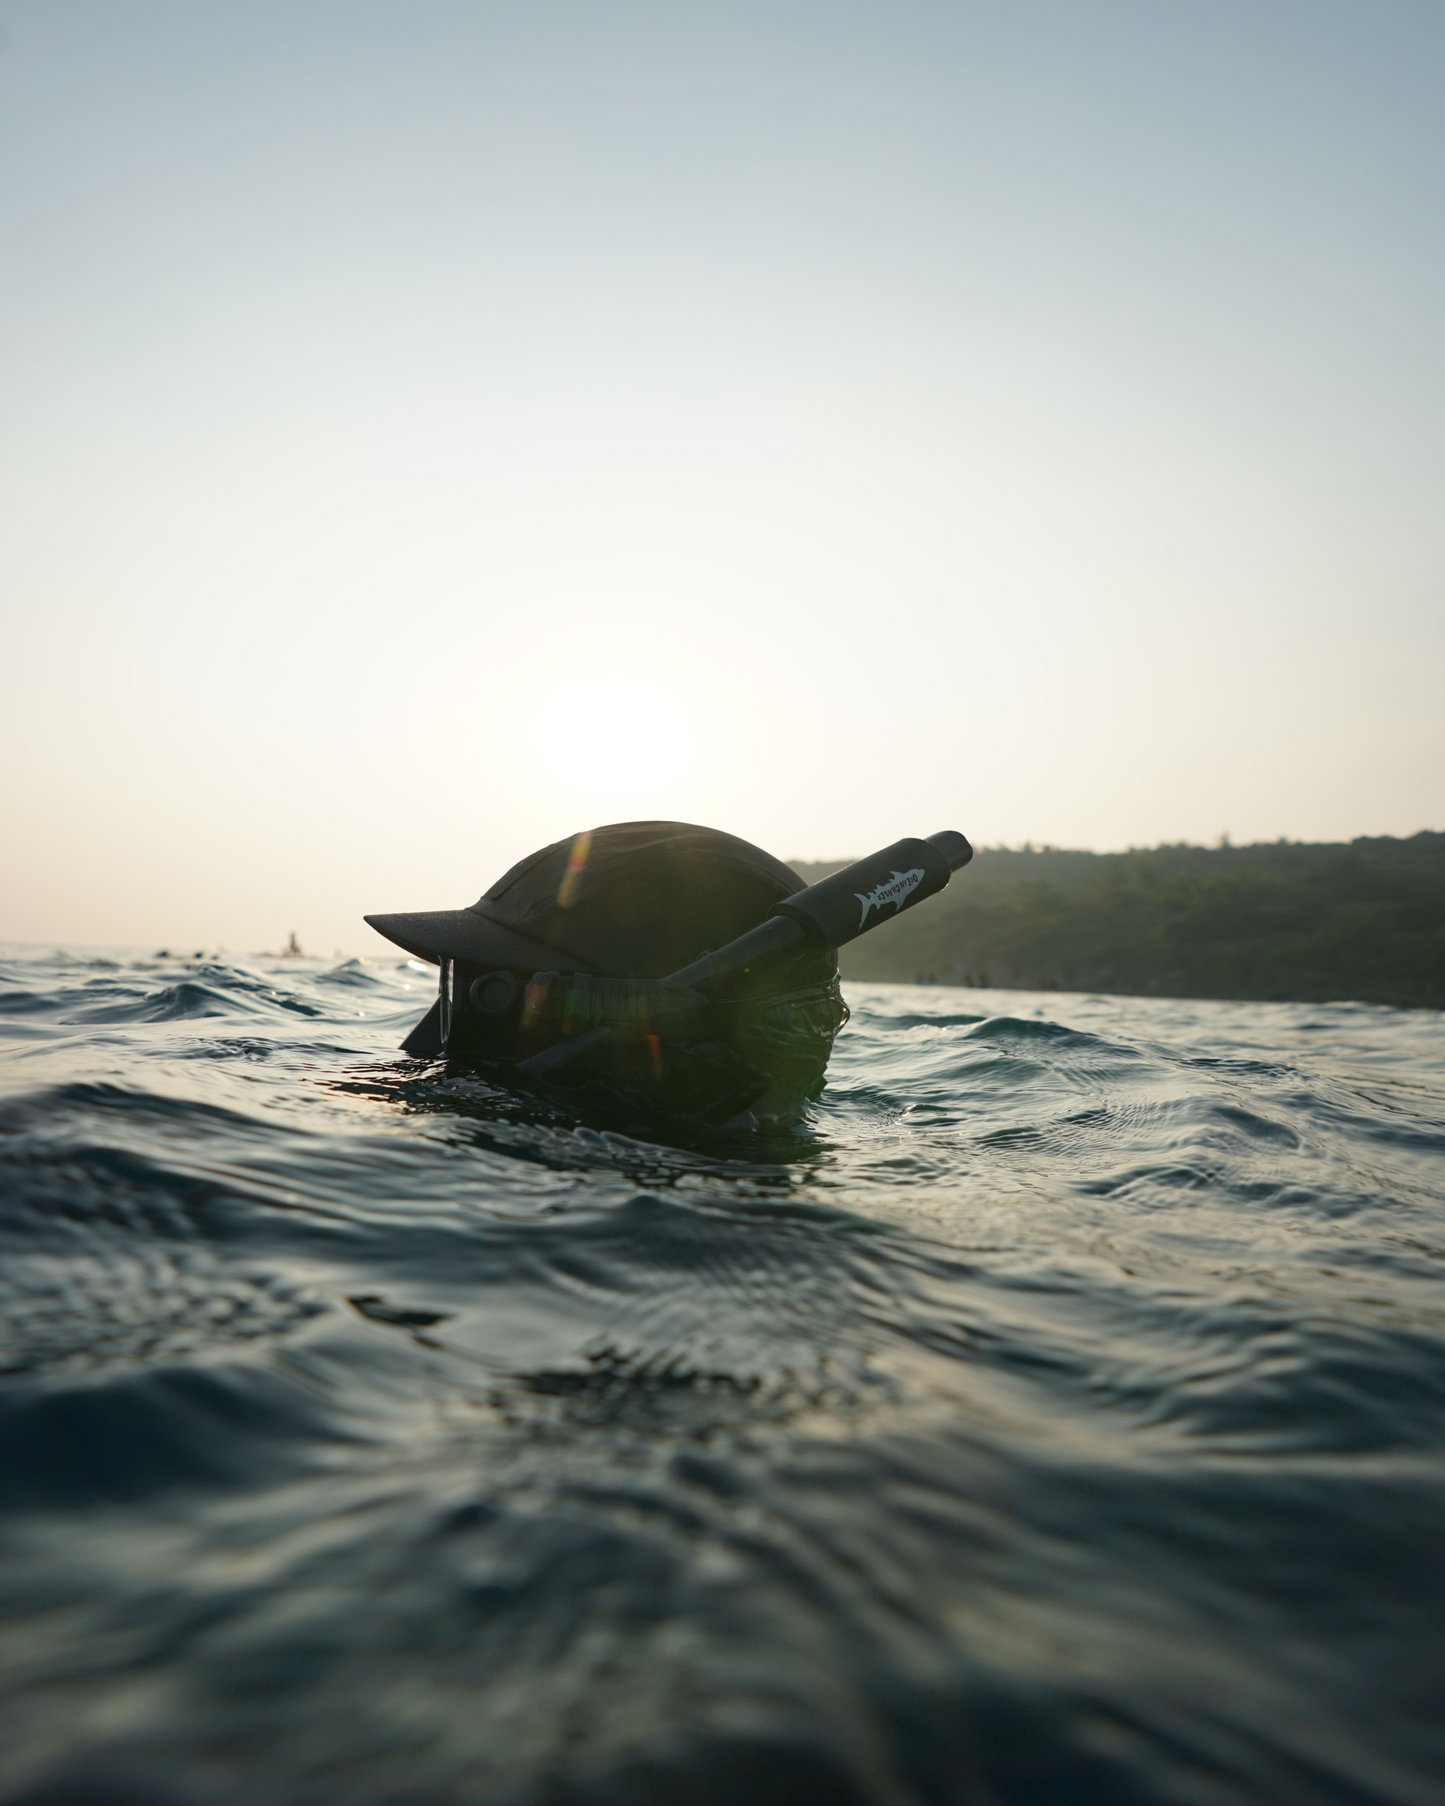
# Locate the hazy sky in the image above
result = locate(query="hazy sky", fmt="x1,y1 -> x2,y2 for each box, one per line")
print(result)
3,1 -> 1441,953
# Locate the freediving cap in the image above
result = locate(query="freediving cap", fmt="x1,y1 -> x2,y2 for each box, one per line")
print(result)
366,821 -> 820,979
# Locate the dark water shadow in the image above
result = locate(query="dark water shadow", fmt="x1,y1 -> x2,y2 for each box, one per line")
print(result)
328,1057 -> 837,1193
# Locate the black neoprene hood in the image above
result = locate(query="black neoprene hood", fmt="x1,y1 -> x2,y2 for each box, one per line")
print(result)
365,821 -> 813,979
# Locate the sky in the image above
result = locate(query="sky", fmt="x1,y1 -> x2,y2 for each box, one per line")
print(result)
2,0 -> 1441,955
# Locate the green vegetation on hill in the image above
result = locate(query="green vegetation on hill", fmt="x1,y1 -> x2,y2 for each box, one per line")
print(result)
790,834 -> 1445,1007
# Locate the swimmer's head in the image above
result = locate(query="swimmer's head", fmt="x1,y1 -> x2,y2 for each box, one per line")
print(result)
365,821 -> 847,1127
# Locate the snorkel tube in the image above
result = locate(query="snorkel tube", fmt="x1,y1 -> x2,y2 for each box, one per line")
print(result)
518,829 -> 972,1083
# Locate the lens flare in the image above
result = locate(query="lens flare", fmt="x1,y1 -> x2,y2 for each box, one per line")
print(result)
555,830 -> 592,908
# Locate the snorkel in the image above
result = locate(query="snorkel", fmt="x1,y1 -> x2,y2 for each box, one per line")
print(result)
515,831 -> 972,1085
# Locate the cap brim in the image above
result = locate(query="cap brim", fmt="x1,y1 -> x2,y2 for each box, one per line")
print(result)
363,907 -> 602,972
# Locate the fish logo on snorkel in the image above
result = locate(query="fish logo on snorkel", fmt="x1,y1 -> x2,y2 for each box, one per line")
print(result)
855,867 -> 926,928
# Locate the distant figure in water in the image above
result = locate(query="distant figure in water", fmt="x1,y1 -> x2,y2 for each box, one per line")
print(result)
282,932 -> 303,958
365,821 -> 848,1129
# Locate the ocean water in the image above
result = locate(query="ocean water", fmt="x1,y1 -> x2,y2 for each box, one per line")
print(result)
1,946 -> 1443,1806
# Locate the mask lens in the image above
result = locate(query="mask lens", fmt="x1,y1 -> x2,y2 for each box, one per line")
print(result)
445,962 -> 528,1060
469,970 -> 518,1016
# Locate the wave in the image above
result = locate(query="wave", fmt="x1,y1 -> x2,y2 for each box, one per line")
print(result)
0,956 -> 1442,1802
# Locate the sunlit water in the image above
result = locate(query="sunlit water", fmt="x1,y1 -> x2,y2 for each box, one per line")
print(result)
1,946 -> 1443,1806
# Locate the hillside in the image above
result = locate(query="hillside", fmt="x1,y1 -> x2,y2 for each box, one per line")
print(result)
789,834 -> 1445,1008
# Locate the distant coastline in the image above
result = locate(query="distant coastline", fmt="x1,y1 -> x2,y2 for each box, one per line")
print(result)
791,833 -> 1445,1008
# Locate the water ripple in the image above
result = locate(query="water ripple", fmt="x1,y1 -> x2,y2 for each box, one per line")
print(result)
0,952 -> 1442,1803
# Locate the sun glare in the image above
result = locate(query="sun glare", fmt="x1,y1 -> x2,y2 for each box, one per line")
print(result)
529,675 -> 704,813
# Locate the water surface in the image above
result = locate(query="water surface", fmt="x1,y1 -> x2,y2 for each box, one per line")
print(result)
1,946 -> 1442,1805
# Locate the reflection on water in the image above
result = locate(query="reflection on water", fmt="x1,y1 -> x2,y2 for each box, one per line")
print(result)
1,947 -> 1443,1804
